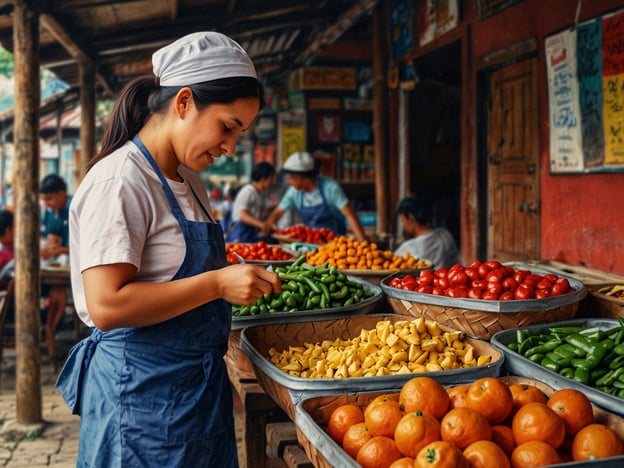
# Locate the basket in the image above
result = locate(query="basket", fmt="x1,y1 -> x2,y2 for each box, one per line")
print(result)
381,269 -> 586,340
239,313 -> 504,420
294,375 -> 624,468
581,284 -> 624,319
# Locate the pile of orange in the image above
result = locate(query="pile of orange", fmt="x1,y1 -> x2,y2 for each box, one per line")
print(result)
325,376 -> 624,468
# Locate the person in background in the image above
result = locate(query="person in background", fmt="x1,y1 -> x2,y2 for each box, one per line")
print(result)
394,194 -> 461,269
226,161 -> 275,242
0,209 -> 14,272
40,173 -> 71,370
55,31 -> 280,467
262,151 -> 367,241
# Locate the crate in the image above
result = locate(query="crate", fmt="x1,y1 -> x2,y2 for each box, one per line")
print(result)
240,314 -> 504,420
491,318 -> 623,416
294,375 -> 624,468
381,268 -> 586,340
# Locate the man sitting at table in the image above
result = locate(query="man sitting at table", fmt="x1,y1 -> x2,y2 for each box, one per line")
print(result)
40,174 -> 72,369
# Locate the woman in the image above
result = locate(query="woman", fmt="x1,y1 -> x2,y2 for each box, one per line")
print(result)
56,32 -> 280,467
394,194 -> 462,269
226,161 -> 275,242
263,151 -> 367,241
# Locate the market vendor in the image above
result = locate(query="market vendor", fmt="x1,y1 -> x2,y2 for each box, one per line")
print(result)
262,151 -> 367,241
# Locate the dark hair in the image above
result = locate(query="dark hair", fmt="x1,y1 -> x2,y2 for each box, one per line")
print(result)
88,75 -> 265,171
396,194 -> 433,227
0,209 -> 13,236
40,174 -> 67,194
251,162 -> 275,182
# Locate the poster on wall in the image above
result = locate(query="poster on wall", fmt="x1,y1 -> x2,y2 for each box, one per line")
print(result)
545,29 -> 584,173
390,0 -> 414,58
419,0 -> 459,47
278,110 -> 306,166
577,19 -> 605,167
602,10 -> 624,165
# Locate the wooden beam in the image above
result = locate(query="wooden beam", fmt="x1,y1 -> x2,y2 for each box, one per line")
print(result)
295,0 -> 379,66
13,0 -> 43,424
40,13 -> 114,96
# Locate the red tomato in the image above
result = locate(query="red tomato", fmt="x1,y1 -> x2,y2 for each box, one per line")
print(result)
551,282 -> 569,296
402,275 -> 418,289
447,287 -> 468,298
435,267 -> 449,279
468,288 -> 483,299
499,291 -> 515,300
513,270 -> 530,284
417,285 -> 433,294
501,277 -> 518,291
478,263 -> 491,279
471,279 -> 487,290
448,263 -> 464,274
226,253 -> 239,264
544,273 -> 559,283
389,278 -> 401,288
555,277 -> 570,290
448,271 -> 469,286
469,260 -> 482,269
432,287 -> 445,296
484,260 -> 502,270
487,281 -> 503,296
514,284 -> 535,300
482,291 -> 499,300
535,289 -> 551,299
487,269 -> 505,283
536,278 -> 553,290
437,277 -> 450,290
418,275 -> 434,286
464,267 -> 480,281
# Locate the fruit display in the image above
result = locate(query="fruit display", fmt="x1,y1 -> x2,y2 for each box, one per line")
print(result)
232,256 -> 374,316
597,285 -> 624,299
225,241 -> 294,263
503,319 -> 624,397
305,236 -> 431,271
318,377 -> 624,467
267,318 -> 492,379
273,225 -> 336,244
386,260 -> 575,300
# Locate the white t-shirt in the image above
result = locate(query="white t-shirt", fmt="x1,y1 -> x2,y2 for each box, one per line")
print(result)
231,184 -> 263,222
69,140 -> 213,327
394,227 -> 461,269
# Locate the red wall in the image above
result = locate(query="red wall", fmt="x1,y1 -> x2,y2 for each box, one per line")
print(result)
472,0 -> 624,274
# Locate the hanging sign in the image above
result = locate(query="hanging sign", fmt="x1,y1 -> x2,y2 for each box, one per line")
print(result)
545,29 -> 584,172
602,10 -> 624,165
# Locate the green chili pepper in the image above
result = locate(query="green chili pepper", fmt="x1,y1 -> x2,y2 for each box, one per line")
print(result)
590,367 -> 609,383
518,336 -> 541,355
613,343 -> 624,356
573,368 -> 590,385
516,329 -> 529,344
559,367 -> 575,379
330,285 -> 349,300
546,352 -> 571,367
528,353 -> 545,363
540,356 -> 560,372
507,343 -> 519,352
549,326 -> 584,335
609,354 -> 624,370
301,275 -> 320,294
525,339 -> 562,357
552,344 -> 577,359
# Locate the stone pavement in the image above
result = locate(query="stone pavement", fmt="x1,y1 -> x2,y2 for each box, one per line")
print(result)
0,328 -> 246,467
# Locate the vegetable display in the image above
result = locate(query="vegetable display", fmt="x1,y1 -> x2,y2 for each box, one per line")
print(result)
386,260 -> 574,300
273,225 -> 336,244
225,241 -> 293,263
268,318 -> 492,378
305,236 -> 431,271
506,319 -> 624,398
597,285 -> 624,299
232,256 -> 374,316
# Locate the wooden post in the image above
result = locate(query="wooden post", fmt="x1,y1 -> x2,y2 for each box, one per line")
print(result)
13,0 -> 42,423
372,5 -> 389,239
78,61 -> 95,184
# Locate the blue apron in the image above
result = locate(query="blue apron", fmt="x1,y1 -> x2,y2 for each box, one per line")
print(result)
226,220 -> 260,243
56,135 -> 238,467
298,178 -> 346,235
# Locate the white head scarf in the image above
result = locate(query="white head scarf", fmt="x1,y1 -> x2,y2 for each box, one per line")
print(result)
152,31 -> 257,86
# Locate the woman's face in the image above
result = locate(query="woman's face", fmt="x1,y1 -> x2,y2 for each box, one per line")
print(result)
172,95 -> 260,173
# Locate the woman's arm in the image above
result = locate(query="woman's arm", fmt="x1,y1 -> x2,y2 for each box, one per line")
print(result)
83,263 -> 281,331
262,206 -> 284,236
239,209 -> 264,229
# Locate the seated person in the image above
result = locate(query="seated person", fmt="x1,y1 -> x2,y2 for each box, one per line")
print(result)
394,194 -> 461,269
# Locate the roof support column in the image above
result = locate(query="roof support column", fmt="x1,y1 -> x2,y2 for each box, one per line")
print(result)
13,0 -> 43,424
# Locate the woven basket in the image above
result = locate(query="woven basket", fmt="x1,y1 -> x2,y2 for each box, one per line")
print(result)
386,297 -> 580,340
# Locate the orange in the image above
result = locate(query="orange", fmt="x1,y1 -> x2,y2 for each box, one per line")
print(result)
364,398 -> 403,438
394,410 -> 442,458
571,423 -> 624,461
342,422 -> 372,459
364,394 -> 400,421
327,403 -> 365,445
388,457 -> 415,468
447,384 -> 470,409
463,439 -> 511,468
512,402 -> 565,449
356,436 -> 403,468
511,440 -> 561,467
491,424 -> 516,457
546,388 -> 594,437
415,440 -> 469,467
400,376 -> 450,419
508,383 -> 547,417
465,377 -> 513,424
440,407 -> 492,449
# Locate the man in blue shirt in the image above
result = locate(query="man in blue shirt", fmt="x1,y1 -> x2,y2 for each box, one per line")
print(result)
40,174 -> 72,369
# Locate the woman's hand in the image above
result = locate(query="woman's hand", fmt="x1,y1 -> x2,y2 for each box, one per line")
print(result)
218,264 -> 281,305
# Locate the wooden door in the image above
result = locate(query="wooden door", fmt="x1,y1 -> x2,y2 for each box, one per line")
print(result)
487,58 -> 539,261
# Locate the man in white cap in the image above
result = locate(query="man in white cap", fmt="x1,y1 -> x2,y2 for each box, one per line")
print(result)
263,151 -> 367,241
56,31 -> 280,467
